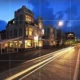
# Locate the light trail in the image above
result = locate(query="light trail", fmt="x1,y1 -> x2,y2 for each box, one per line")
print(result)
5,47 -> 73,80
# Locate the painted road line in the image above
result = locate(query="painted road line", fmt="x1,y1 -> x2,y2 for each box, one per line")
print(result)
19,52 -> 66,80
5,47 -> 73,80
21,47 -> 72,64
73,48 -> 80,80
19,47 -> 74,80
0,47 -> 71,76
0,47 -> 72,79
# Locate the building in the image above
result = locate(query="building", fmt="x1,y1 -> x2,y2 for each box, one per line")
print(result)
43,25 -> 57,47
0,30 -> 6,40
66,32 -> 75,39
56,29 -> 66,46
0,6 -> 44,54
0,6 -> 66,54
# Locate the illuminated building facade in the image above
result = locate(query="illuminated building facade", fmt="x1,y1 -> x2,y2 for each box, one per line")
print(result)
66,32 -> 75,39
0,6 -> 66,54
0,6 -> 44,53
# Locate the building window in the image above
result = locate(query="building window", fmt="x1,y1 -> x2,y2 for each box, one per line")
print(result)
26,27 -> 33,36
14,41 -> 18,48
14,29 -> 17,37
19,41 -> 22,48
39,41 -> 43,47
9,41 -> 13,48
50,28 -> 53,33
25,40 -> 32,48
39,22 -> 43,29
29,27 -> 33,36
10,30 -> 12,38
26,27 -> 28,36
15,17 -> 19,24
4,43 -> 8,48
20,15 -> 23,24
15,18 -> 18,24
25,15 -> 33,23
19,28 -> 22,36
41,29 -> 44,35
20,15 -> 23,20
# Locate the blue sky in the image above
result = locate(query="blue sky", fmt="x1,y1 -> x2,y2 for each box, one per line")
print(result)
0,0 -> 80,38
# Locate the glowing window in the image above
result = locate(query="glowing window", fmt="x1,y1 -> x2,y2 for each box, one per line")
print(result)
5,43 -> 8,47
29,28 -> 33,36
19,41 -> 22,48
25,40 -> 32,48
25,15 -> 33,22
26,28 -> 28,36
10,42 -> 13,48
39,23 -> 43,29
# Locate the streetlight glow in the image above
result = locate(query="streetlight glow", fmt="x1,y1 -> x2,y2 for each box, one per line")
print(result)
58,20 -> 64,27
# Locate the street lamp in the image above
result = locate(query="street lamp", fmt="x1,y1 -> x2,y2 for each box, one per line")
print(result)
58,20 -> 64,28
57,20 -> 64,46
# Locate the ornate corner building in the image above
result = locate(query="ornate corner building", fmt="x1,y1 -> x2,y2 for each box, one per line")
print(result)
6,6 -> 44,49
0,6 -> 65,54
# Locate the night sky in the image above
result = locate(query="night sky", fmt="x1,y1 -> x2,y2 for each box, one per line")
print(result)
0,0 -> 80,38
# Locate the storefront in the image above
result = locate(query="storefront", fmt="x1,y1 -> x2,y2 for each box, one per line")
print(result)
25,40 -> 33,48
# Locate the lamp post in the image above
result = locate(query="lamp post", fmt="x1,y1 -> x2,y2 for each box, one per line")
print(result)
58,20 -> 64,27
57,20 -> 64,46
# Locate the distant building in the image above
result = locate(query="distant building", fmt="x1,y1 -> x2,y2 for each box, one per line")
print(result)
56,29 -> 66,45
43,25 -> 57,46
66,32 -> 75,39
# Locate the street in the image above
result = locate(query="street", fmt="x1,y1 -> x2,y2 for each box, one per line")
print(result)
0,46 -> 65,73
0,0 -> 80,80
0,45 -> 79,80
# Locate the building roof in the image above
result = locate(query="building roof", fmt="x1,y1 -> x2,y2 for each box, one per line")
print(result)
15,5 -> 34,17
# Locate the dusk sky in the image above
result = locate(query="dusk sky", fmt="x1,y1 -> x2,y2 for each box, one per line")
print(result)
0,0 -> 80,38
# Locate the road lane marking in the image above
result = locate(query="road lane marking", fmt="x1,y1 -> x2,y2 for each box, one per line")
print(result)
5,47 -> 73,80
21,47 -> 72,63
19,47 -> 74,80
19,53 -> 65,80
73,48 -> 80,80
0,47 -> 71,76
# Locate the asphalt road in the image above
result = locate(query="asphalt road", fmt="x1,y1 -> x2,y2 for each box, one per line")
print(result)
0,46 -> 65,73
20,46 -> 79,80
0,45 -> 79,80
